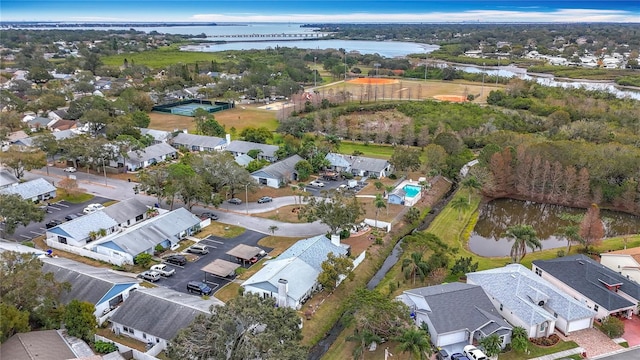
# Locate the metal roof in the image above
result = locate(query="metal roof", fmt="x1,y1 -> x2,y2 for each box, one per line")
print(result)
0,178 -> 55,199
226,140 -> 278,158
226,244 -> 262,260
126,142 -> 177,165
201,259 -> 240,277
251,154 -> 302,179
102,198 -> 149,225
172,133 -> 225,149
48,211 -> 118,242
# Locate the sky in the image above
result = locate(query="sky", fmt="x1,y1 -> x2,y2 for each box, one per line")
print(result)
1,1 -> 639,23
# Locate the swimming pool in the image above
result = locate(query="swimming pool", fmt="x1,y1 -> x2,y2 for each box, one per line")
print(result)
403,185 -> 421,198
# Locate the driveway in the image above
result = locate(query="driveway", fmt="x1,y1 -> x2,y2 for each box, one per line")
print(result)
558,328 -> 622,358
622,315 -> 640,347
149,230 -> 269,296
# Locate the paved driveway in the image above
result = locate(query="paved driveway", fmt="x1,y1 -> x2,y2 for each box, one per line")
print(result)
558,328 -> 622,358
622,315 -> 640,347
148,230 -> 269,297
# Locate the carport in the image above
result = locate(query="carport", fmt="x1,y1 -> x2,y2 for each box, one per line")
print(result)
226,244 -> 263,264
201,259 -> 240,283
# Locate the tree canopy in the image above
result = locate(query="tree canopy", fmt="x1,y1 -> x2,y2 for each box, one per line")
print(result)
0,194 -> 45,236
298,191 -> 364,235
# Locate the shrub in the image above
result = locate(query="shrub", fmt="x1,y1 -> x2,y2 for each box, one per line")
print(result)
154,244 -> 165,254
556,249 -> 565,257
600,316 -> 625,338
95,340 -> 118,354
339,229 -> 351,239
134,253 -> 153,268
388,173 -> 397,180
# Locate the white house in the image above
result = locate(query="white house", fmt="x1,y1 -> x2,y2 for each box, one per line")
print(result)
0,169 -> 19,189
139,128 -> 172,144
172,132 -> 226,152
325,152 -> 391,178
242,234 -> 349,309
467,264 -> 596,338
101,198 -> 150,228
225,140 -> 279,162
600,247 -> 640,284
251,155 -> 303,189
123,142 -> 177,171
0,177 -> 56,203
46,211 -> 120,247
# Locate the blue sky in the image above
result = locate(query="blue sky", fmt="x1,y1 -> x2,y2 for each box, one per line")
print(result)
1,1 -> 638,23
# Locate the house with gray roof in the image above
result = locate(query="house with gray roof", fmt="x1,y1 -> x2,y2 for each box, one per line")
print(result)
467,264 -> 596,338
102,198 -> 150,228
0,168 -> 19,189
251,154 -> 303,188
234,153 -> 254,167
242,234 -> 349,309
46,211 -> 119,247
225,140 -> 279,162
91,208 -> 202,264
325,152 -> 391,178
139,128 -> 172,144
109,288 -> 218,352
25,116 -> 54,132
172,132 -> 226,152
0,177 -> 56,202
124,142 -> 177,171
397,283 -> 512,354
42,257 -> 139,322
1,330 -> 79,360
533,255 -> 640,320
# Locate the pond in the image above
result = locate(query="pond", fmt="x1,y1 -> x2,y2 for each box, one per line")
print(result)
468,198 -> 640,257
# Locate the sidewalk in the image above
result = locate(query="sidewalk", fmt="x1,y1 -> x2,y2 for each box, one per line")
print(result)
529,347 -> 585,360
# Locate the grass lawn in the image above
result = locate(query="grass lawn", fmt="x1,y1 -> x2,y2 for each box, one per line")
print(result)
196,222 -> 245,239
252,205 -> 305,223
52,189 -> 94,204
339,141 -> 395,159
215,282 -> 241,303
96,328 -> 148,352
498,340 -> 580,360
101,46 -> 224,69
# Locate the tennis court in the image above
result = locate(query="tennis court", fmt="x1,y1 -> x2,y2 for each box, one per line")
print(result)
153,100 -> 233,117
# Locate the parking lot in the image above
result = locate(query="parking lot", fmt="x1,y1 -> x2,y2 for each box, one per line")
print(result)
1,196 -> 112,242
143,230 -> 271,297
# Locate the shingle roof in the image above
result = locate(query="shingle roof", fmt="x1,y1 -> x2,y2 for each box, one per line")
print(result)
172,133 -> 225,149
398,283 -> 512,336
533,255 -> 640,311
0,330 -> 77,360
226,140 -> 278,158
126,142 -> 177,165
0,169 -> 19,188
109,288 -> 210,341
277,234 -> 348,271
467,264 -> 595,326
325,152 -> 351,168
234,154 -> 253,167
326,152 -> 389,172
251,154 -> 302,179
42,257 -> 138,305
0,178 -> 56,199
48,211 -> 118,241
139,128 -> 172,142
102,198 -> 149,225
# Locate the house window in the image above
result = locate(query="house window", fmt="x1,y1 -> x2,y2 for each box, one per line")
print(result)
535,268 -> 542,276
539,323 -> 547,332
135,214 -> 143,221
594,304 -> 599,312
143,333 -> 147,339
554,312 -> 558,318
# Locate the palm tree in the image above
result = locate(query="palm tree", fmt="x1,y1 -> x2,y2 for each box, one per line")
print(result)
268,225 -> 278,235
347,329 -> 381,360
402,252 -> 430,285
394,327 -> 432,360
373,193 -> 386,228
461,176 -> 482,204
450,197 -> 470,220
510,326 -> 529,353
505,224 -> 542,263
558,225 -> 581,253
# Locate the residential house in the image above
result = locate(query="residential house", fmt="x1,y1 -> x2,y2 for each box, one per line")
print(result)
600,247 -> 640,284
23,115 -> 54,132
0,168 -> 19,189
42,257 -> 139,322
388,188 -> 407,205
533,255 -> 640,319
397,283 -> 512,354
139,128 -> 172,144
91,208 -> 202,264
109,288 -> 220,352
242,234 -> 349,309
101,198 -> 150,229
467,264 -> 596,338
48,119 -> 77,132
251,154 -> 303,188
123,142 -> 177,171
46,211 -> 120,247
234,153 -> 254,167
172,132 -> 226,152
1,177 -> 56,202
325,152 -> 392,178
47,109 -> 69,122
1,330 -> 80,360
225,140 -> 279,162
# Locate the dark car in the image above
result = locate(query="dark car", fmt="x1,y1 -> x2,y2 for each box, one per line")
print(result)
257,196 -> 273,204
45,219 -> 63,229
201,212 -> 219,220
164,254 -> 187,266
228,198 -> 242,205
451,353 -> 471,360
187,281 -> 213,296
64,214 -> 79,221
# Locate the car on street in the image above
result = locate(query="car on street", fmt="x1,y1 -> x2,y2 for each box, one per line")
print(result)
257,196 -> 273,204
83,203 -> 105,214
45,219 -> 63,229
309,180 -> 325,187
64,214 -> 80,221
164,254 -> 187,266
228,198 -> 242,205
150,264 -> 175,277
187,281 -> 213,296
139,270 -> 161,282
201,212 -> 219,220
63,166 -> 77,173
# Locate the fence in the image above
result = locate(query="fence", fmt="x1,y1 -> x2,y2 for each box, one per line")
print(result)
95,334 -> 162,360
46,238 -> 130,266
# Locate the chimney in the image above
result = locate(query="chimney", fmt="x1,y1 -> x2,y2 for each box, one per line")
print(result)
225,133 -> 231,144
331,234 -> 341,247
277,279 -> 288,308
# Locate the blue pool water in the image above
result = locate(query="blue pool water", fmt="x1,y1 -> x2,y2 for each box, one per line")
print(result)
403,185 -> 421,198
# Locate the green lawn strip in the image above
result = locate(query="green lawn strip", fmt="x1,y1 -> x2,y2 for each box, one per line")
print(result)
339,141 -> 395,159
498,340 -> 580,360
53,190 -> 94,204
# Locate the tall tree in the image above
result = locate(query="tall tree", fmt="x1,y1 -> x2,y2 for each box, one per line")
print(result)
579,204 -> 605,251
373,193 -> 386,228
347,328 -> 381,360
0,146 -> 46,179
344,288 -> 412,340
402,252 -> 430,285
168,293 -> 305,360
505,224 -> 542,263
298,191 -> 364,235
0,194 -> 45,236
390,146 -> 422,174
558,225 -> 582,253
450,196 -> 470,221
31,133 -> 59,176
138,168 -> 170,206
394,327 -> 432,360
318,252 -> 354,292
64,300 -> 97,343
461,176 -> 482,204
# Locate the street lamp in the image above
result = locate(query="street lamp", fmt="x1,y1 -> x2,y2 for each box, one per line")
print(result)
244,183 -> 249,214
101,157 -> 107,186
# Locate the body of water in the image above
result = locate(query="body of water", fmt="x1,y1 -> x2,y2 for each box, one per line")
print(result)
468,198 -> 640,257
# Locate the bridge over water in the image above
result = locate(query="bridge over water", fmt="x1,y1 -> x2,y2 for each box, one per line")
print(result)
206,32 -> 330,41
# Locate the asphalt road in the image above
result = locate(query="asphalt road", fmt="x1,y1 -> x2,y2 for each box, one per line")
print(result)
591,347 -> 640,359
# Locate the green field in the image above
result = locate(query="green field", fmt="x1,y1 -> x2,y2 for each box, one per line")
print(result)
101,45 -> 223,69
338,141 -> 395,159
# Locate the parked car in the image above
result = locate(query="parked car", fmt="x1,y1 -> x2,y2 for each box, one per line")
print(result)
63,167 -> 77,173
463,345 -> 488,360
187,244 -> 209,255
451,353 -> 471,360
249,257 -> 259,264
257,196 -> 273,204
45,219 -> 63,229
228,198 -> 242,205
139,270 -> 161,282
201,212 -> 219,220
435,349 -> 450,360
164,254 -> 187,266
309,180 -> 325,187
64,214 -> 79,221
83,203 -> 105,214
150,264 -> 175,277
187,281 -> 213,296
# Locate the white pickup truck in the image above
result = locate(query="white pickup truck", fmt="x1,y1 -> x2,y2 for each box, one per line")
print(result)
150,264 -> 175,277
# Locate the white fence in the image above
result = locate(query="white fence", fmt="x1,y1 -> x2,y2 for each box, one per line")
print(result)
95,334 -> 162,360
363,218 -> 391,232
46,238 -> 130,266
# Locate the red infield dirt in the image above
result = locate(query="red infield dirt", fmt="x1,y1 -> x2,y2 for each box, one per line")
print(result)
433,95 -> 467,102
347,78 -> 398,85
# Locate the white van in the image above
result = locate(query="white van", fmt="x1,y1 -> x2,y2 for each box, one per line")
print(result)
187,244 -> 209,255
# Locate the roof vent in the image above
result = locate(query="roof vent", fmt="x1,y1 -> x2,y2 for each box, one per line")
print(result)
578,261 -> 585,265
538,300 -> 546,307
